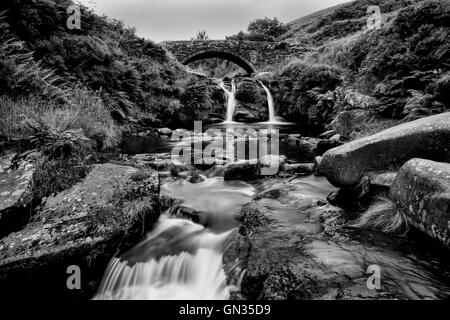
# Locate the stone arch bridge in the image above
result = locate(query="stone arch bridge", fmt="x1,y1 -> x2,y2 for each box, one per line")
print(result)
161,40 -> 304,74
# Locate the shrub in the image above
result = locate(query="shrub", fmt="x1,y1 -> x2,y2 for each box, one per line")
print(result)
428,72 -> 450,107
227,17 -> 289,41
267,60 -> 343,130
300,0 -> 450,121
0,1 -> 196,126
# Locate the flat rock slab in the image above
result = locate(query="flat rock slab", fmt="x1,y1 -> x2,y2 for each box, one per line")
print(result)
319,113 -> 450,187
0,153 -> 37,237
0,163 -> 160,299
225,176 -> 450,300
224,176 -> 360,300
390,158 -> 450,248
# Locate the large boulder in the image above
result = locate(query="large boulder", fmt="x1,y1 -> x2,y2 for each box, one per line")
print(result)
390,159 -> 450,248
0,152 -> 40,237
0,163 -> 160,299
319,113 -> 450,187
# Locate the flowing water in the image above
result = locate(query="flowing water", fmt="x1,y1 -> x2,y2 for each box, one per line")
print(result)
95,169 -> 450,300
99,81 -> 450,300
95,177 -> 255,300
219,78 -> 284,124
259,81 -> 277,123
219,79 -> 237,123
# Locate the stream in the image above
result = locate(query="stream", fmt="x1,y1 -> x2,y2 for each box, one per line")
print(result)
95,81 -> 450,300
95,124 -> 450,300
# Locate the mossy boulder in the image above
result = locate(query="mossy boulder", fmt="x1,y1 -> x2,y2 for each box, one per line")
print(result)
0,163 -> 160,299
319,113 -> 450,187
390,159 -> 450,248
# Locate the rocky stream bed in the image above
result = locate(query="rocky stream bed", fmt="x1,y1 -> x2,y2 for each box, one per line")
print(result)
0,113 -> 449,300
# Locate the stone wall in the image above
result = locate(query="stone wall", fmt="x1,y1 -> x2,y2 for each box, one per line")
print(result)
162,40 -> 306,73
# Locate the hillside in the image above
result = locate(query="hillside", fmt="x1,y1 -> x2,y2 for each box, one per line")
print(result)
0,0 -> 223,148
280,0 -> 424,45
262,0 -> 449,136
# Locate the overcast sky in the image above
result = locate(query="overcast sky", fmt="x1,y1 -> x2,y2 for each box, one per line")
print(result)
77,0 -> 351,43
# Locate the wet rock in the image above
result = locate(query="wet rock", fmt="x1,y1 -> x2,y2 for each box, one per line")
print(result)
224,175 -> 435,300
282,163 -> 314,175
318,130 -> 337,140
330,134 -> 342,142
157,128 -> 172,135
368,172 -> 397,190
343,91 -> 379,111
224,161 -> 260,181
234,109 -> 261,123
0,163 -> 160,299
326,188 -> 361,211
132,154 -> 173,170
319,113 -> 450,187
288,138 -> 317,162
0,153 -> 40,237
316,139 -> 344,156
224,156 -> 286,181
224,177 -> 371,300
260,155 -> 286,176
313,156 -> 322,174
389,159 -> 450,248
188,173 -> 206,184
130,153 -> 191,174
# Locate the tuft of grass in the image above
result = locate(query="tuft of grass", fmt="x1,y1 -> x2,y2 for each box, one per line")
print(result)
0,87 -> 121,151
0,95 -> 38,139
349,196 -> 408,233
33,158 -> 91,200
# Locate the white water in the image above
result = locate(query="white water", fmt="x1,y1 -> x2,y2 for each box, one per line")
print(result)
259,81 -> 276,123
94,177 -> 255,300
219,79 -> 237,123
94,218 -> 232,300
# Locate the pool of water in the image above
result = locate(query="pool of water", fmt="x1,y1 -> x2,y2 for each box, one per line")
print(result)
120,123 -> 315,163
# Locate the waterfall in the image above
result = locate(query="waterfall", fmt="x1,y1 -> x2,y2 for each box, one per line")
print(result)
259,81 -> 276,123
219,79 -> 237,123
94,218 -> 232,300
94,177 -> 253,300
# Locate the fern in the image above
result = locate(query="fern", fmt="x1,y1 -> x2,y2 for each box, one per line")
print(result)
0,11 -> 68,102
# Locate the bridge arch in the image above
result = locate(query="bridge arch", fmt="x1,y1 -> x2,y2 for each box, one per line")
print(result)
179,49 -> 256,74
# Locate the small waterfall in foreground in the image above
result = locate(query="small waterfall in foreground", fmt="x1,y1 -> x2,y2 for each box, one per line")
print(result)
94,218 -> 232,300
259,81 -> 277,123
219,79 -> 237,123
94,177 -> 254,300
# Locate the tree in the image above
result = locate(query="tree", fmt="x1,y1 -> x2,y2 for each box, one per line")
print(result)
192,30 -> 209,41
227,17 -> 289,41
248,17 -> 289,40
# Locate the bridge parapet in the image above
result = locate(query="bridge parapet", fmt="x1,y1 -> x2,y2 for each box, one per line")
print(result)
161,40 -> 305,73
